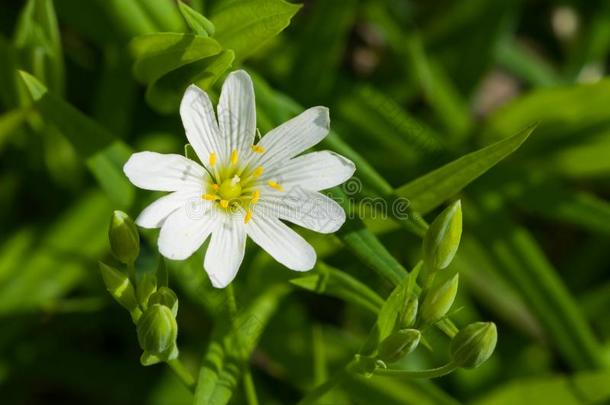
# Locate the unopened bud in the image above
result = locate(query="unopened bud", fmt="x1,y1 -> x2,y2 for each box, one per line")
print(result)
137,272 -> 157,309
451,322 -> 497,368
137,304 -> 178,366
109,211 -> 140,264
99,262 -> 139,314
399,294 -> 418,328
378,329 -> 421,363
421,274 -> 459,324
423,200 -> 462,271
149,287 -> 178,317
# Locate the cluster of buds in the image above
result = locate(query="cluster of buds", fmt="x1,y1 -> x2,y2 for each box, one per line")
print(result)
366,201 -> 496,375
100,211 -> 179,366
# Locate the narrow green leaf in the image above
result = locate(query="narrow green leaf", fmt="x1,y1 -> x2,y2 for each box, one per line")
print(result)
18,71 -> 134,207
290,262 -> 384,314
178,0 -> 215,36
130,33 -> 223,84
395,124 -> 536,214
211,0 -> 301,60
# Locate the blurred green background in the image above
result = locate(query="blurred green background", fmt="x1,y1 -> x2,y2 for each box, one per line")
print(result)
2,0 -> 610,404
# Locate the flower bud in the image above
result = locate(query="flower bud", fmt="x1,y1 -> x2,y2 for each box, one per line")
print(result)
423,200 -> 462,271
377,329 -> 421,363
108,211 -> 140,264
137,304 -> 179,366
149,287 -> 178,317
421,274 -> 459,324
99,262 -> 139,314
451,322 -> 497,368
136,272 -> 157,309
399,294 -> 418,329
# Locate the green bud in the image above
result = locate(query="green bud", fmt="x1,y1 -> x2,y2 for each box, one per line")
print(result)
378,329 -> 421,363
421,274 -> 459,324
423,200 -> 462,271
137,304 -> 178,366
109,211 -> 140,264
149,287 -> 178,317
399,294 -> 418,328
99,262 -> 139,314
451,322 -> 497,368
136,272 -> 157,309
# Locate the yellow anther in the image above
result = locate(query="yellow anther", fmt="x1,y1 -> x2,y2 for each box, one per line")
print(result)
251,145 -> 265,154
209,152 -> 216,167
251,190 -> 260,204
202,194 -> 218,201
220,199 -> 230,208
212,184 -> 220,191
231,149 -> 238,165
244,209 -> 253,224
267,181 -> 284,192
252,166 -> 264,178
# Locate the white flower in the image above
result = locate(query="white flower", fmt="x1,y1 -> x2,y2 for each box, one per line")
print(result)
124,70 -> 355,288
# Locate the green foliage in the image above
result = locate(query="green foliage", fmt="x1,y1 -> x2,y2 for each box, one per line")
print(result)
2,0 -> 610,404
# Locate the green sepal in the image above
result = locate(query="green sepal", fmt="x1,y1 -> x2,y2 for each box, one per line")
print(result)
149,287 -> 178,317
137,304 -> 178,365
421,274 -> 459,324
377,329 -> 421,364
98,262 -> 139,314
451,322 -> 497,369
423,200 -> 462,271
108,210 -> 140,265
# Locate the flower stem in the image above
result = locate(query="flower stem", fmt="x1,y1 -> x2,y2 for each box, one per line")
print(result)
374,362 -> 457,379
243,367 -> 260,405
167,358 -> 196,392
127,261 -> 136,285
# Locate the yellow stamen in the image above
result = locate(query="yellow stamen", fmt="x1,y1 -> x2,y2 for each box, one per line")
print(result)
251,190 -> 260,204
209,152 -> 216,167
203,194 -> 218,201
252,166 -> 264,178
231,149 -> 238,165
212,184 -> 220,191
251,145 -> 265,154
220,199 -> 229,208
244,209 -> 253,224
267,181 -> 284,192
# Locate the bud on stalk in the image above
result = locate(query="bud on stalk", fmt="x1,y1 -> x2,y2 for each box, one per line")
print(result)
399,294 -> 418,329
451,322 -> 497,368
423,200 -> 462,271
149,287 -> 179,316
421,274 -> 459,324
99,262 -> 139,314
377,329 -> 421,363
108,210 -> 140,265
137,304 -> 179,366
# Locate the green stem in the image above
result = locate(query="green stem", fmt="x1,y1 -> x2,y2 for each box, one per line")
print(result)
243,367 -> 260,405
127,261 -> 136,285
167,358 -> 196,392
374,362 -> 457,379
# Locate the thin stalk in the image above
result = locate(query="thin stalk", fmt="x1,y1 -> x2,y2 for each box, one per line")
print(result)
374,362 -> 456,379
297,365 -> 352,405
167,358 -> 196,392
126,261 -> 136,285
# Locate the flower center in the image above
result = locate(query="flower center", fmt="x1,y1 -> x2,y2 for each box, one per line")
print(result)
218,176 -> 242,200
201,147 -> 284,223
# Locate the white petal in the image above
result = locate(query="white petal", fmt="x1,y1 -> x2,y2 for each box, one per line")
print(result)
204,216 -> 247,288
124,152 -> 205,192
136,191 -> 195,229
217,70 -> 256,160
246,215 -> 316,271
180,85 -> 225,164
265,150 -> 355,191
158,201 -> 218,260
259,189 -> 346,233
253,107 -> 330,170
